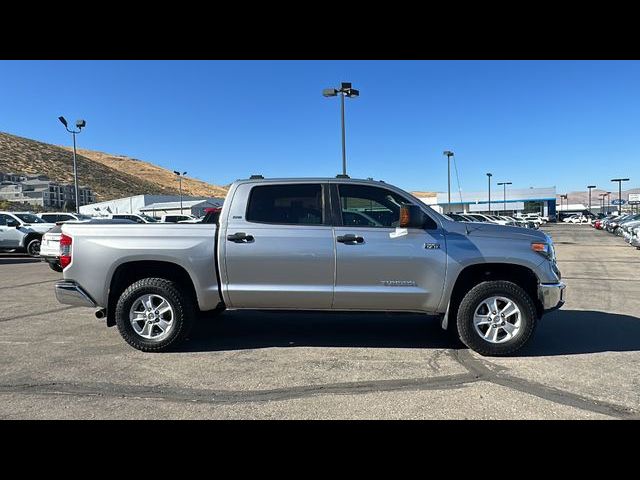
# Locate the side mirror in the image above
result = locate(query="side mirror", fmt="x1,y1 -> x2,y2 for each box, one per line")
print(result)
399,205 -> 427,229
7,219 -> 20,228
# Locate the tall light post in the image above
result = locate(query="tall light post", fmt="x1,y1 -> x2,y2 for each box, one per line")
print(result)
173,171 -> 187,214
599,193 -> 606,214
443,151 -> 454,213
487,173 -> 492,214
323,82 -> 359,176
611,178 -> 630,214
497,181 -> 512,214
58,116 -> 86,213
587,185 -> 596,213
606,191 -> 612,214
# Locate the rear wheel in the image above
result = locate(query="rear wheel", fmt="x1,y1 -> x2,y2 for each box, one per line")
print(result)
456,280 -> 538,356
115,277 -> 196,352
26,238 -> 41,257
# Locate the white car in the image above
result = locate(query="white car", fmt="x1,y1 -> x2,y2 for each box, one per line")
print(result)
518,213 -> 545,225
38,212 -> 93,223
161,214 -> 196,223
0,211 -> 55,256
563,214 -> 590,224
107,214 -> 158,224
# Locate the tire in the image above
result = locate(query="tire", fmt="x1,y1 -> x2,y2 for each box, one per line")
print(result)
456,280 -> 538,356
115,277 -> 196,352
49,262 -> 63,272
26,237 -> 41,257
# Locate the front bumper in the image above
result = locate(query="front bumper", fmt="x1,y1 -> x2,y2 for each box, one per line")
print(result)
538,282 -> 566,312
54,280 -> 97,308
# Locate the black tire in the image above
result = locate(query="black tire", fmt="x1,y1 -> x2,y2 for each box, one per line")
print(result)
26,238 -> 41,257
48,262 -> 63,272
115,277 -> 196,352
456,280 -> 538,356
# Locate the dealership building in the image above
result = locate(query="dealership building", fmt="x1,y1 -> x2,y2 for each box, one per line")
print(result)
79,194 -> 224,218
414,186 -> 557,217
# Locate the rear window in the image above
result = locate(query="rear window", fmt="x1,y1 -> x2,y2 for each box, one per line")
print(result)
246,184 -> 324,225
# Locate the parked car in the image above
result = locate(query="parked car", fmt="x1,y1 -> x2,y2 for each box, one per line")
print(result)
563,214 -> 590,224
54,177 -> 565,356
0,211 -> 55,256
160,214 -> 197,223
38,212 -> 93,223
40,218 -> 137,272
107,213 -> 158,224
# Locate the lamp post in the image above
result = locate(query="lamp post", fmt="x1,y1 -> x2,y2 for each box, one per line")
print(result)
487,173 -> 492,214
587,185 -> 596,213
323,82 -> 359,176
611,178 -> 630,214
58,116 -> 86,213
443,151 -> 454,213
497,181 -> 512,214
606,192 -> 611,214
173,171 -> 187,214
599,193 -> 606,214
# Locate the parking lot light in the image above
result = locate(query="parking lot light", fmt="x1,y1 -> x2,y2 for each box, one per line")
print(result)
587,185 -> 596,213
487,173 -> 493,214
497,181 -> 512,214
323,82 -> 359,176
174,171 -> 187,214
443,151 -> 454,213
611,178 -> 630,214
58,116 -> 86,214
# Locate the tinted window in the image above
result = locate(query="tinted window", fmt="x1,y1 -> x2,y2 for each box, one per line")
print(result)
0,214 -> 12,226
246,184 -> 324,225
40,214 -> 57,222
15,213 -> 45,223
338,184 -> 412,228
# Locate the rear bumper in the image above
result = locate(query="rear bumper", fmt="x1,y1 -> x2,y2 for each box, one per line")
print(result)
54,280 -> 97,308
538,282 -> 566,312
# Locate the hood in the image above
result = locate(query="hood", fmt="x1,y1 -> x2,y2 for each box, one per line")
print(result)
442,218 -> 548,242
21,223 -> 55,233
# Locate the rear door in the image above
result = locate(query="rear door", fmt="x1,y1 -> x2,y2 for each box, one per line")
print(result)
221,182 -> 335,309
332,183 -> 447,313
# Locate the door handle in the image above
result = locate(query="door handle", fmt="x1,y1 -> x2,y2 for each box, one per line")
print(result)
227,232 -> 254,243
336,234 -> 364,244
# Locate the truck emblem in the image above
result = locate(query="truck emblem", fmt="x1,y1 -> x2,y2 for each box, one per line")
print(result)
424,243 -> 440,249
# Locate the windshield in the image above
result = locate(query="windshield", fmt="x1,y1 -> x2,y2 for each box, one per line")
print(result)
15,213 -> 46,223
76,214 -> 92,220
139,214 -> 158,223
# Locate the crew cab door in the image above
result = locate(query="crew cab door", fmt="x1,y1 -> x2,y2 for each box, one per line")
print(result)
331,183 -> 447,313
221,182 -> 335,309
0,214 -> 23,248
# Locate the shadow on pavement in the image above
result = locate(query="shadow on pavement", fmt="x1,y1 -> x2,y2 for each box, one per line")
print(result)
181,310 -> 453,352
181,308 -> 640,356
519,310 -> 640,356
0,257 -> 41,265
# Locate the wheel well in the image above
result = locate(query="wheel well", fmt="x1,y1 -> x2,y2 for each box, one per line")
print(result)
106,261 -> 198,327
24,232 -> 42,245
448,263 -> 542,324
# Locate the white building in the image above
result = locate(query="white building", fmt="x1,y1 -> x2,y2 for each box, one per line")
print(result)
0,172 -> 95,208
80,194 -> 224,217
140,199 -> 224,218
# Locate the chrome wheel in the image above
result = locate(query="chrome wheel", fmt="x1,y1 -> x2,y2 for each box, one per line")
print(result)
129,294 -> 174,341
27,239 -> 41,256
473,295 -> 522,344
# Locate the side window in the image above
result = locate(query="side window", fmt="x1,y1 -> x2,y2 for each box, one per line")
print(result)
0,214 -> 10,226
246,184 -> 324,225
338,184 -> 412,228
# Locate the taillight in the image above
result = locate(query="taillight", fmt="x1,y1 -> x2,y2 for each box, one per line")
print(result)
60,233 -> 72,268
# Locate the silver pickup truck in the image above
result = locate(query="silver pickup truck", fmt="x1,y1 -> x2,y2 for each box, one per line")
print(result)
54,177 -> 565,356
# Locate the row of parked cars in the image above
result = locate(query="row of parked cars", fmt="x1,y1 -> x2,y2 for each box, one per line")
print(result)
594,212 -> 640,249
0,209 -> 222,270
446,212 -> 545,229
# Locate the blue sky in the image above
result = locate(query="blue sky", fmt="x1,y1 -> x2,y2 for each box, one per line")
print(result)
0,60 -> 638,193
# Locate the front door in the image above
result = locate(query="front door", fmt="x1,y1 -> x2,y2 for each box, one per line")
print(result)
222,182 -> 335,309
332,183 -> 447,313
0,214 -> 22,248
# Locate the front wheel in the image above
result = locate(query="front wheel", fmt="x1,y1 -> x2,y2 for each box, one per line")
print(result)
115,277 -> 196,352
456,280 -> 538,356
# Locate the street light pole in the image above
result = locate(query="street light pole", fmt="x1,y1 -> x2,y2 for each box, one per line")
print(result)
487,173 -> 492,214
173,171 -> 187,215
587,185 -> 596,213
58,116 -> 86,214
606,192 -> 611,214
497,182 -> 512,214
611,178 -> 630,214
323,82 -> 359,176
443,151 -> 454,213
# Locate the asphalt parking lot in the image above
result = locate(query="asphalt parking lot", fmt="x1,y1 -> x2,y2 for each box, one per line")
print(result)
1,223 -> 639,419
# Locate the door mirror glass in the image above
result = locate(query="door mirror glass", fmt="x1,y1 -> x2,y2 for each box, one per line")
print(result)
399,205 -> 427,229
